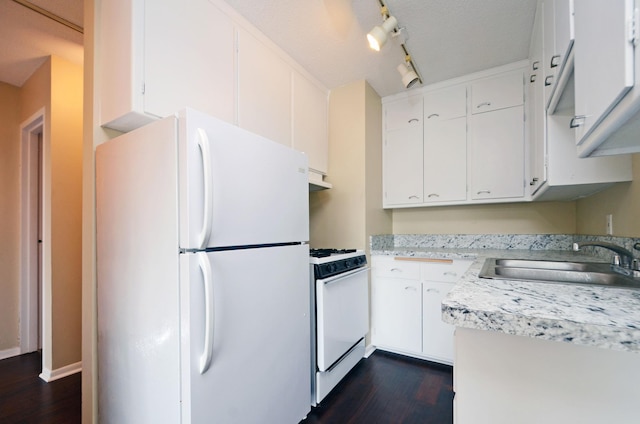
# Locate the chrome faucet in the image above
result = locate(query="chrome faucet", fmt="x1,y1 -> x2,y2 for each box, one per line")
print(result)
572,241 -> 637,271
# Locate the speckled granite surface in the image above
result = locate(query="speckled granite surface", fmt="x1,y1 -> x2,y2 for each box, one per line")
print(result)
370,234 -> 640,353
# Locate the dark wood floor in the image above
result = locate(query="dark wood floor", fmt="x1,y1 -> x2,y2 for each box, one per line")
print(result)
0,352 -> 81,423
302,350 -> 454,424
0,350 -> 451,424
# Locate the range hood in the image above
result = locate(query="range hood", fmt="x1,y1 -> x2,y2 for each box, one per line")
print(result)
309,170 -> 332,191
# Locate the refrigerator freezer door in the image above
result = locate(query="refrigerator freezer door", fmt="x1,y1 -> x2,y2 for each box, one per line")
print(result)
178,108 -> 310,249
179,244 -> 311,423
96,116 -> 182,423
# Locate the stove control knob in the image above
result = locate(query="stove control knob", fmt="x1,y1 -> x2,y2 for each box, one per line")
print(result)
344,260 -> 351,268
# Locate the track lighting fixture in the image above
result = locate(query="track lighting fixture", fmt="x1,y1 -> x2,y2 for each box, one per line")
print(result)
397,61 -> 420,89
367,14 -> 398,51
366,1 -> 423,89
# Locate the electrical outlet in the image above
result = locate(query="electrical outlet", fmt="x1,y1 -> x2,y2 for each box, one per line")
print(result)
606,214 -> 613,235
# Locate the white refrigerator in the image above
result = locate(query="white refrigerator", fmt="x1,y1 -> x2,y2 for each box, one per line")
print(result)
96,108 -> 310,423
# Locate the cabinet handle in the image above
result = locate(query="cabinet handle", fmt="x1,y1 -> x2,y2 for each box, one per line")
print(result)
427,193 -> 440,198
544,75 -> 553,86
404,286 -> 417,291
427,113 -> 440,119
424,288 -> 440,293
443,272 -> 458,277
476,190 -> 491,195
532,61 -> 540,70
529,177 -> 539,186
408,195 -> 420,199
570,116 -> 586,128
476,101 -> 492,109
408,118 -> 420,124
390,268 -> 403,272
530,74 -> 536,83
550,55 -> 561,68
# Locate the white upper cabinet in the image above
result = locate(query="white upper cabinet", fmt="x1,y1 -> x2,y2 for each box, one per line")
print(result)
383,97 -> 424,206
543,0 -> 575,112
469,106 -> 525,200
424,85 -> 467,121
528,0 -> 547,195
573,0 -> 635,148
100,0 -> 235,132
237,28 -> 292,147
292,71 -> 329,175
471,72 -> 523,114
423,85 -> 467,203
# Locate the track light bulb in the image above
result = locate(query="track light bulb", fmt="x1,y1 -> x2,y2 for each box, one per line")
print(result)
367,15 -> 398,51
397,63 -> 420,89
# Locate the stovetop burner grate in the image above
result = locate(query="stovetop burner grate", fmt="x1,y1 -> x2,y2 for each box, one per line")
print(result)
309,248 -> 357,258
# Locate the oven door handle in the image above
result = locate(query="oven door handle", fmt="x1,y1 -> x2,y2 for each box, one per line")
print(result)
318,266 -> 369,285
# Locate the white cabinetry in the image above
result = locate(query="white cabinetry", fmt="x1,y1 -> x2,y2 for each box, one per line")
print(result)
237,28 -> 292,147
99,0 -> 235,132
371,256 -> 472,364
469,72 -> 525,201
543,0 -> 575,112
573,0 -> 635,153
383,97 -> 424,206
527,2 -> 633,199
423,85 -> 467,203
292,71 -> 329,175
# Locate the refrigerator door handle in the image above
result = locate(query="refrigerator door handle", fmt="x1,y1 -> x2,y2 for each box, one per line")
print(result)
196,128 -> 213,248
197,252 -> 215,374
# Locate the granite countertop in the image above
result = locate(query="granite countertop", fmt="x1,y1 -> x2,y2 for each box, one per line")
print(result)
371,244 -> 640,354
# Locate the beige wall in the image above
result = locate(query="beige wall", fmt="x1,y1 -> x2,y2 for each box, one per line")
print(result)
392,201 -> 577,235
309,80 -> 391,251
576,153 -> 640,237
19,56 -> 83,371
0,83 -> 21,353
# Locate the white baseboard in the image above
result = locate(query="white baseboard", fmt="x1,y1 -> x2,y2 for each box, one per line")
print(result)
39,361 -> 82,382
0,347 -> 21,361
364,344 -> 376,358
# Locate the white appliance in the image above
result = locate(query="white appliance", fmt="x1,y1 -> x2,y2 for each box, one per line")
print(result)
96,108 -> 310,423
309,249 -> 369,406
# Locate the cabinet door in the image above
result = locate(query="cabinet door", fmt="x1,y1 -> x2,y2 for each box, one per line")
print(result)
385,97 -> 423,131
574,0 -> 635,144
292,71 -> 328,174
371,277 -> 422,354
543,0 -> 575,107
145,0 -> 235,125
471,72 -> 523,114
469,106 -> 525,200
422,282 -> 455,363
423,117 -> 467,203
237,27 -> 292,147
383,97 -> 424,207
529,0 -> 547,194
424,85 -> 467,121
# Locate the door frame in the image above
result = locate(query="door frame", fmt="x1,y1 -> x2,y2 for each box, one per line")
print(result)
19,109 -> 49,361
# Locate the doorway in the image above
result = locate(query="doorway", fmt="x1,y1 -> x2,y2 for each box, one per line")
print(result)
19,110 -> 46,366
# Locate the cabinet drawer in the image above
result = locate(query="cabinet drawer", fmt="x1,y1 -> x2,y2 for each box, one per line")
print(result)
471,71 -> 523,114
385,97 -> 423,131
421,260 -> 473,283
424,85 -> 467,121
372,257 -> 421,279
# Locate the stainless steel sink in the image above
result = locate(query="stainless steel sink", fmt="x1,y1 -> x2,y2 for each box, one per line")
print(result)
479,258 -> 640,289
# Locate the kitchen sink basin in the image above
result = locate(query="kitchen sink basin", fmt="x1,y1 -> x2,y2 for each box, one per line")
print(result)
479,258 -> 640,289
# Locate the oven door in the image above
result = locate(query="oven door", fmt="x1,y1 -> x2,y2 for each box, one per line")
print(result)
316,266 -> 369,372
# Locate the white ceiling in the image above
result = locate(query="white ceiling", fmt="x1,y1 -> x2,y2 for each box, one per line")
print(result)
0,0 -> 537,98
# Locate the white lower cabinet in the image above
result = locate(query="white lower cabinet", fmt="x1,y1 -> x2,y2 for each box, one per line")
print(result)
371,256 -> 473,364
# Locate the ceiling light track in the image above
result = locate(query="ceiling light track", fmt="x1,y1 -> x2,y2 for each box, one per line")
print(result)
12,0 -> 83,34
367,0 -> 422,89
